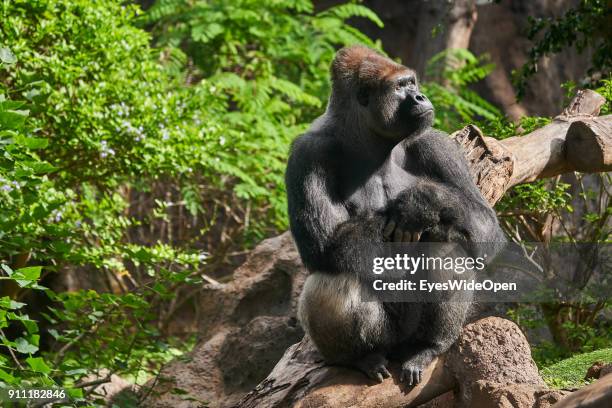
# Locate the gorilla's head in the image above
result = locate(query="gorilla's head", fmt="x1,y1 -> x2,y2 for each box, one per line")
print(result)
330,46 -> 434,142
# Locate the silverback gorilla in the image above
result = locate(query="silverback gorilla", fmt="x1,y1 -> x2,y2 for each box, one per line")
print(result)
285,46 -> 506,385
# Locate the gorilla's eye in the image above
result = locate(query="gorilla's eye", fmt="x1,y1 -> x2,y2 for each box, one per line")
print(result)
395,77 -> 416,91
395,79 -> 408,90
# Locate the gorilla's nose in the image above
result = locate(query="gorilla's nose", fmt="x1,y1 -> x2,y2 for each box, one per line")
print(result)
404,92 -> 433,112
414,93 -> 428,103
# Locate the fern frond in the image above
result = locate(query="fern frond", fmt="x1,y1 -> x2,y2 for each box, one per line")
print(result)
322,4 -> 384,28
270,78 -> 321,107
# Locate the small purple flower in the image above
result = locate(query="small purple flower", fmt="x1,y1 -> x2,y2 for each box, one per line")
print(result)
100,140 -> 116,158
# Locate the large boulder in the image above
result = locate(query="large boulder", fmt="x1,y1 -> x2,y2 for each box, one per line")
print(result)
141,232 -> 307,407
236,317 -> 565,408
552,373 -> 612,408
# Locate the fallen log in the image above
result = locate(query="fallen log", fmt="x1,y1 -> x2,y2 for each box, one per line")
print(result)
235,89 -> 610,408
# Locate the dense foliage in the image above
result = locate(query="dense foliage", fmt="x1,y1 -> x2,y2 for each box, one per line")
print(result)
0,0 -> 383,404
513,0 -> 611,98
0,0 -> 609,406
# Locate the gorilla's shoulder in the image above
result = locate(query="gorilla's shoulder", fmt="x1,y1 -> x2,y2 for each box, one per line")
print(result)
289,130 -> 340,169
418,128 -> 463,155
424,128 -> 453,143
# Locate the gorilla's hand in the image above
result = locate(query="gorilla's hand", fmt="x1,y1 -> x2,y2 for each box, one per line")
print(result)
384,183 -> 469,243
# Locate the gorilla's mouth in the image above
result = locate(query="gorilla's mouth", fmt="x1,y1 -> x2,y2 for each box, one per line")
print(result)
413,108 -> 434,118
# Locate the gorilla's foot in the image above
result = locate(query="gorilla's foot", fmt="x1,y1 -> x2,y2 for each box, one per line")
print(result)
399,360 -> 424,385
399,350 -> 435,385
353,353 -> 391,383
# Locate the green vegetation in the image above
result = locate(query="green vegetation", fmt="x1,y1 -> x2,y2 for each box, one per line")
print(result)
513,0 -> 610,98
0,0 -> 384,403
541,348 -> 612,388
0,0 -> 609,405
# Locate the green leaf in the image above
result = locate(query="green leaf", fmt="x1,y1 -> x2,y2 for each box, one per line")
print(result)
0,47 -> 17,64
0,368 -> 15,383
1,264 -> 13,276
0,297 -> 25,309
26,357 -> 51,374
15,337 -> 39,354
15,135 -> 49,149
10,300 -> 27,310
0,110 -> 27,130
12,266 -> 42,287
66,368 -> 88,376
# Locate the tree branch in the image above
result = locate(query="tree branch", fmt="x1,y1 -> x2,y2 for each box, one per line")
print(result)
452,89 -> 609,206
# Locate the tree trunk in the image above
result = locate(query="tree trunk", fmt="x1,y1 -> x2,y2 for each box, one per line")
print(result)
412,0 -> 478,79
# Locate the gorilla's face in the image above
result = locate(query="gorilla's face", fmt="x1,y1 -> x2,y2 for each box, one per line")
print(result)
360,70 -> 434,141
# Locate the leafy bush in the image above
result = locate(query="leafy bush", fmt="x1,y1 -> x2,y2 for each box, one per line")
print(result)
0,0 -> 383,404
513,0 -> 610,98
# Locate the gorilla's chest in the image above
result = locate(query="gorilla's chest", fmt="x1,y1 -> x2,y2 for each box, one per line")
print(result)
344,163 -> 416,215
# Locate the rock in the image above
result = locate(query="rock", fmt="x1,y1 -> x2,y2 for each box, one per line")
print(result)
446,317 -> 545,406
77,369 -> 138,406
140,232 -> 308,408
600,363 -> 612,378
140,235 -> 564,408
237,317 -> 549,408
471,381 -> 568,408
552,373 -> 612,408
585,361 -> 606,380
417,391 -> 454,408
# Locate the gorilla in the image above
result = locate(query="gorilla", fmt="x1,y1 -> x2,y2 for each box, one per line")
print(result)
285,46 -> 506,385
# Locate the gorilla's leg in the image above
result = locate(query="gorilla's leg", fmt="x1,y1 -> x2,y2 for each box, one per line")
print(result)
394,300 -> 471,385
298,272 -> 394,382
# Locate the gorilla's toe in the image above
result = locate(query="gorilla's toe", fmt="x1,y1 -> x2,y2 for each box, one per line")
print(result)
354,353 -> 390,383
399,362 -> 423,385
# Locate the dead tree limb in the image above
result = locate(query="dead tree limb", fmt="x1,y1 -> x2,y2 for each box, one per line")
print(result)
235,90 -> 610,408
452,89 -> 609,204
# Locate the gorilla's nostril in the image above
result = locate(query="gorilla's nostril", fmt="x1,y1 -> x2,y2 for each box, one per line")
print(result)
415,94 -> 426,102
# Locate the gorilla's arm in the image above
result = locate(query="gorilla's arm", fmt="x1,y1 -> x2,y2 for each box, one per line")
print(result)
285,136 -> 386,275
402,129 -> 506,244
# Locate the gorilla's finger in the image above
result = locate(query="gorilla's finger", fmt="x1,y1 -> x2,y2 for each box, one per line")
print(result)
383,220 -> 396,239
411,231 -> 421,242
393,228 -> 403,242
402,231 -> 412,242
418,369 -> 422,384
375,373 -> 384,383
381,366 -> 391,378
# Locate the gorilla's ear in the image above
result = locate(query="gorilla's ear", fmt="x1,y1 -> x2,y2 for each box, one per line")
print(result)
356,85 -> 369,107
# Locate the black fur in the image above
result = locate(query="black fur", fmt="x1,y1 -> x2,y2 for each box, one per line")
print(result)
286,46 -> 506,384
